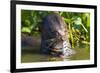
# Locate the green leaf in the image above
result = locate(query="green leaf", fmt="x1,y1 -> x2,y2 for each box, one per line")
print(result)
21,27 -> 31,33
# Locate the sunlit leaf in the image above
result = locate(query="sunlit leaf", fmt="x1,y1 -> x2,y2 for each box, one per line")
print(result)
21,27 -> 31,33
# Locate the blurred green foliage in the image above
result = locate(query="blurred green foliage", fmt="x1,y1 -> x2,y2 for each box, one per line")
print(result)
21,10 -> 90,48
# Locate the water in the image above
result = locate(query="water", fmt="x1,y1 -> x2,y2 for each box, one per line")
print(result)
21,34 -> 90,63
21,44 -> 90,63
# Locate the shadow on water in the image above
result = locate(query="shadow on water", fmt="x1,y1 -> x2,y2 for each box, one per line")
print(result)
22,47 -> 40,55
